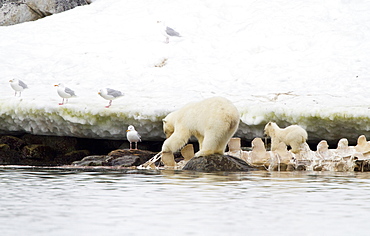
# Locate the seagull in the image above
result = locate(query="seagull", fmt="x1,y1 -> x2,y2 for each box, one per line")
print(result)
126,125 -> 141,150
98,88 -> 124,108
9,78 -> 28,96
54,83 -> 76,105
157,21 -> 181,43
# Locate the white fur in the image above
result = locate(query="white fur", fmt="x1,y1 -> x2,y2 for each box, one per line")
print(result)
161,97 -> 240,157
264,122 -> 308,153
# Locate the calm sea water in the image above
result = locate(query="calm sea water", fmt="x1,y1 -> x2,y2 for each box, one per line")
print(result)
1,166 -> 370,236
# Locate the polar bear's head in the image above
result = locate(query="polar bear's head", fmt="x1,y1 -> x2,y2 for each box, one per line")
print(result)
162,118 -> 174,138
264,122 -> 276,136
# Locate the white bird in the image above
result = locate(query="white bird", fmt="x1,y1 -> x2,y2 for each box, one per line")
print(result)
9,78 -> 28,96
98,88 -> 124,108
54,83 -> 76,105
157,21 -> 181,43
126,125 -> 141,150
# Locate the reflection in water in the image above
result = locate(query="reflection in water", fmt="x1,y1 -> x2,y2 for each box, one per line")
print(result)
1,167 -> 370,235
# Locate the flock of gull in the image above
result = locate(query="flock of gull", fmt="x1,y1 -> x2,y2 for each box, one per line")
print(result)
9,78 -> 124,108
9,78 -> 142,149
6,22 -> 180,151
7,22 -> 182,108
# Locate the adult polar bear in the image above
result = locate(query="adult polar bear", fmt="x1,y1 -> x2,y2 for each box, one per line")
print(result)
161,97 -> 240,163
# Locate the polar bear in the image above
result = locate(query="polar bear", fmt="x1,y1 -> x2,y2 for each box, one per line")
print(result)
264,122 -> 308,153
161,97 -> 240,158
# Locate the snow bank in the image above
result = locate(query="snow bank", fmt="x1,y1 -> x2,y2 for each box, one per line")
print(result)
1,0 -> 370,143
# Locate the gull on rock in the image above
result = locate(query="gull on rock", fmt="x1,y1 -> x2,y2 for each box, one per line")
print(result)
126,125 -> 141,150
157,21 -> 181,43
9,78 -> 28,96
54,83 -> 76,105
98,88 -> 124,108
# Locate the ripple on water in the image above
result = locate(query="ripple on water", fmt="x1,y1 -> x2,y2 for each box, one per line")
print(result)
1,167 -> 370,235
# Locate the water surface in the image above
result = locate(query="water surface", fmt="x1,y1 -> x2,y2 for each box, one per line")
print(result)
1,167 -> 370,236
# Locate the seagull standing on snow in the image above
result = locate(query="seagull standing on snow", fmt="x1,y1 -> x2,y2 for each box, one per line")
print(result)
98,88 -> 124,108
126,125 -> 141,150
157,21 -> 181,43
9,78 -> 28,97
54,83 -> 76,105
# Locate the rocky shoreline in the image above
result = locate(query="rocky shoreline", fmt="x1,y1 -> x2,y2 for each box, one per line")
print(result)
0,133 -> 257,171
0,133 -> 163,166
2,133 -> 370,172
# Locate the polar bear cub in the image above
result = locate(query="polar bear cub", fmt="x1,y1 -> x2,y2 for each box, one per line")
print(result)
264,122 -> 308,153
162,96 -> 240,157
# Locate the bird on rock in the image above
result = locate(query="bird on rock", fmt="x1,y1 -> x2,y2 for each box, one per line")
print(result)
9,78 -> 28,97
54,83 -> 76,105
157,21 -> 181,43
98,88 -> 124,108
126,125 -> 141,150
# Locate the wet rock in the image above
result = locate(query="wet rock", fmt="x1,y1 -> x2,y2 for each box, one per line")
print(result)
57,150 -> 90,164
0,134 -> 165,166
0,143 -> 10,152
72,155 -> 109,166
108,156 -> 141,167
73,149 -> 157,167
0,136 -> 26,151
182,154 -> 256,172
22,144 -> 55,160
107,149 -> 156,167
22,134 -> 78,154
354,160 -> 370,172
0,144 -> 23,164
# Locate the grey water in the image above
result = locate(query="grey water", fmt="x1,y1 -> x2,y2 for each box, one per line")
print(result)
1,167 -> 370,236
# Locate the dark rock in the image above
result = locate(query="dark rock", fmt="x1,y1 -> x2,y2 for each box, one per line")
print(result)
182,154 -> 256,172
1,0 -> 89,26
107,149 -> 156,167
77,138 -> 123,155
0,143 -> 10,152
0,144 -> 22,164
57,149 -> 90,164
72,155 -> 110,166
22,134 -> 77,154
313,164 -> 323,171
0,135 -> 26,151
296,164 -> 307,171
0,133 -> 167,166
22,144 -> 55,160
108,156 -> 141,167
72,149 -> 158,167
354,160 -> 370,172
